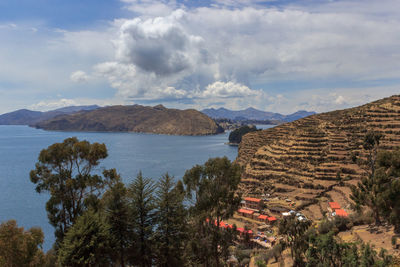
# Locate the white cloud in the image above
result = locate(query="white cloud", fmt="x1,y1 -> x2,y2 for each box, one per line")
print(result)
29,97 -> 126,111
334,95 -> 345,105
121,0 -> 178,16
200,81 -> 259,98
70,71 -> 89,83
88,1 -> 400,111
30,98 -> 82,110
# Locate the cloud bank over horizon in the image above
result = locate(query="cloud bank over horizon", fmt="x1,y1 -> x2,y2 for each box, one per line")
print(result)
1,0 -> 400,114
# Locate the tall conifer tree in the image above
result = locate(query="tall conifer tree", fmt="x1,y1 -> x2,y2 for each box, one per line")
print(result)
127,172 -> 156,267
153,173 -> 188,266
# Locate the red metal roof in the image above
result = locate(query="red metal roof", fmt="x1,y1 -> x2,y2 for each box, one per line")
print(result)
258,215 -> 268,220
236,227 -> 252,234
244,197 -> 262,203
329,202 -> 341,210
238,208 -> 254,215
267,216 -> 277,221
335,209 -> 348,217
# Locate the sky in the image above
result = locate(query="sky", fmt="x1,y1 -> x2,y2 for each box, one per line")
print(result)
1,0 -> 400,114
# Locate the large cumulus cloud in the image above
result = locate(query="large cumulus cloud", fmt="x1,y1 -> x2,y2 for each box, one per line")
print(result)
89,0 -> 400,112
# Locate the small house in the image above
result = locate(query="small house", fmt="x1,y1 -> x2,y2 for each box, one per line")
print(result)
258,214 -> 269,222
334,209 -> 348,217
267,216 -> 277,224
328,202 -> 341,213
244,197 -> 263,210
238,208 -> 254,218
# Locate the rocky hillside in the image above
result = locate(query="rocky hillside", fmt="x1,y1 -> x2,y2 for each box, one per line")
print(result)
237,95 -> 400,219
35,104 -> 223,136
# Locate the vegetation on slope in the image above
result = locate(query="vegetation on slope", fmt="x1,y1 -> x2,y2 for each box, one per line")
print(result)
228,125 -> 260,144
35,104 -> 224,136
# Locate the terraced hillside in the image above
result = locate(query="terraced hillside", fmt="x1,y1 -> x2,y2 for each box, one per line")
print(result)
237,95 -> 400,219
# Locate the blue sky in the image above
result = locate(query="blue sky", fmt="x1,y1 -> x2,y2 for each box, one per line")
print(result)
1,0 -> 400,114
0,0 -> 127,29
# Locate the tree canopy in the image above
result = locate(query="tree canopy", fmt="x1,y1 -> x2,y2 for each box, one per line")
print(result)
183,156 -> 241,266
0,220 -> 45,267
30,137 -> 116,247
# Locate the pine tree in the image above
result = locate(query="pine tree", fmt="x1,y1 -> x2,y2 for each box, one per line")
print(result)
153,173 -> 188,266
127,172 -> 156,267
58,209 -> 112,267
103,169 -> 131,267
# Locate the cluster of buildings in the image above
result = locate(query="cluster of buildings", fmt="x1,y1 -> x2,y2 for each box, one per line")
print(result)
238,197 -> 277,224
328,202 -> 349,218
211,219 -> 254,237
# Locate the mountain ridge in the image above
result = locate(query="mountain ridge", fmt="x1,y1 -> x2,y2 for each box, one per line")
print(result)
201,107 -> 315,122
0,105 -> 100,125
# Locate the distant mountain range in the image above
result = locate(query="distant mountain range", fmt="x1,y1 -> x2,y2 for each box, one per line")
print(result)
201,107 -> 316,122
0,105 -> 100,125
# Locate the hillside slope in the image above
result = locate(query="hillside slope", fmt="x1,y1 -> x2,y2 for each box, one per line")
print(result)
237,95 -> 400,217
35,104 -> 223,136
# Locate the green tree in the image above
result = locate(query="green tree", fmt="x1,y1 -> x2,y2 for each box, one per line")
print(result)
30,137 -> 115,247
306,231 -> 358,267
127,172 -> 156,267
103,169 -> 131,267
183,157 -> 241,266
58,209 -> 112,267
374,149 -> 400,232
228,125 -> 259,144
0,220 -> 45,267
153,173 -> 188,266
279,214 -> 312,266
351,131 -> 384,224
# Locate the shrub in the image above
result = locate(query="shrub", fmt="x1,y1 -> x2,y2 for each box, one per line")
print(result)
318,219 -> 335,234
392,236 -> 397,246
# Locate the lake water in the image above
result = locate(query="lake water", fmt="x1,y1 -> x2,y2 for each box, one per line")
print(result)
0,124 -> 275,250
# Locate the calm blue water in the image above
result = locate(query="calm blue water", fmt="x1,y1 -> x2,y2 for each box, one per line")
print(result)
0,125 -> 240,250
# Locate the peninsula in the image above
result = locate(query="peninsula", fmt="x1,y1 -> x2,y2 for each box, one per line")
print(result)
34,104 -> 224,136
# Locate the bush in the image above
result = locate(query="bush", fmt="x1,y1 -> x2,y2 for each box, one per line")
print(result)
334,216 -> 352,232
392,236 -> 397,246
236,249 -> 252,263
318,219 -> 335,234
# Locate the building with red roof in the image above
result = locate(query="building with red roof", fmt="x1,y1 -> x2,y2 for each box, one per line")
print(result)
328,202 -> 341,210
238,208 -> 254,218
335,209 -> 348,217
258,214 -> 268,221
244,197 -> 263,209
